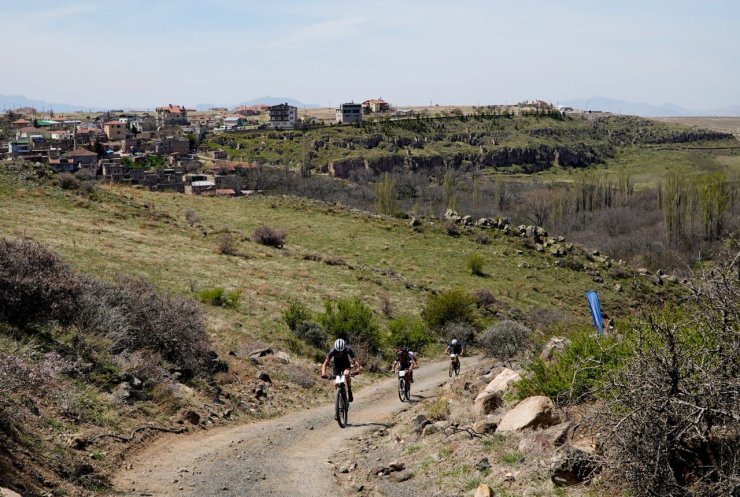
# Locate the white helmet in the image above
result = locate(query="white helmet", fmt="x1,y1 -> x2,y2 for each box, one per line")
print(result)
334,339 -> 346,352
451,339 -> 458,345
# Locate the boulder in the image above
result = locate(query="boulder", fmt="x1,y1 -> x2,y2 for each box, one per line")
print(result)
461,215 -> 473,226
409,217 -> 421,227
550,444 -> 600,486
472,417 -> 500,434
274,351 -> 291,363
518,422 -> 572,455
249,347 -> 274,358
474,483 -> 494,497
481,368 -> 520,396
1,488 -> 22,497
540,337 -> 569,362
474,391 -> 503,416
422,421 -> 447,436
497,396 -> 560,432
411,414 -> 431,434
475,457 -> 491,472
444,209 -> 461,222
257,371 -> 272,383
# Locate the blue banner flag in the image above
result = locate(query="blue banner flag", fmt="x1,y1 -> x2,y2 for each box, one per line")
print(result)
585,290 -> 603,336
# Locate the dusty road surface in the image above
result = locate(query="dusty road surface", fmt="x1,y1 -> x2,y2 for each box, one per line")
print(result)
112,357 -> 481,497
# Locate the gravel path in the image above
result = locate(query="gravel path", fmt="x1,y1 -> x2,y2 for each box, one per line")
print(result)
111,357 -> 481,497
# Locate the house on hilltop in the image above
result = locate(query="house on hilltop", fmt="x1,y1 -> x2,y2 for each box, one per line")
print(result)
104,121 -> 127,141
336,103 -> 363,124
156,105 -> 188,126
362,98 -> 390,113
267,103 -> 297,129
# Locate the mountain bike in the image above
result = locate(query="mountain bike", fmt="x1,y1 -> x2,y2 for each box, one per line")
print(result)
397,369 -> 411,402
449,354 -> 460,377
333,372 -> 350,428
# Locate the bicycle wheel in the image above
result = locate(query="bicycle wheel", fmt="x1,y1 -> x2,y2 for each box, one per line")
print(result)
398,377 -> 407,402
405,377 -> 411,400
448,361 -> 453,377
454,359 -> 460,376
336,386 -> 348,428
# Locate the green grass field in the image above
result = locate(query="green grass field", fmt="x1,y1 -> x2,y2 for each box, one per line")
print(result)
0,170 -> 671,355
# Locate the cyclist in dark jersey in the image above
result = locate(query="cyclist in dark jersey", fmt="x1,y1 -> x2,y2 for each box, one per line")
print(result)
392,347 -> 419,383
446,339 -> 464,356
321,339 -> 361,402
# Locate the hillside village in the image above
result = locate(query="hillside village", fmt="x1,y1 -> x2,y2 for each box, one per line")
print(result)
0,99 -> 580,196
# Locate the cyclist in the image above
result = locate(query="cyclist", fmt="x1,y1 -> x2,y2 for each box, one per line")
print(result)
321,339 -> 361,402
392,347 -> 419,383
445,338 -> 464,365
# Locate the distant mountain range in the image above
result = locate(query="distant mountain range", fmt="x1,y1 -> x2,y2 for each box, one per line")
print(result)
0,94 -> 107,112
194,97 -> 321,111
560,96 -> 740,117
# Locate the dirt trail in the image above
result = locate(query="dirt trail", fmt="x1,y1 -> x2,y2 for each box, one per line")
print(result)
111,357 -> 481,497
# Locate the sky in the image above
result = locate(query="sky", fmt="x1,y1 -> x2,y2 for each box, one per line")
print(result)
0,0 -> 738,109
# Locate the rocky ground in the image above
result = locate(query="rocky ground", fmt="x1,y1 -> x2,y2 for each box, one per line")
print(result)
334,347 -> 607,497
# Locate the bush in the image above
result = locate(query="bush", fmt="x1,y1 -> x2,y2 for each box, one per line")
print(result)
467,253 -> 485,276
317,298 -> 380,350
58,172 -> 80,190
386,315 -> 433,351
516,328 -> 631,404
294,321 -> 327,348
216,232 -> 239,255
421,290 -> 477,330
252,225 -> 286,248
472,288 -> 497,308
197,287 -> 241,308
441,320 -> 477,346
601,255 -> 740,497
77,276 -> 211,376
282,301 -> 312,331
444,220 -> 459,237
184,209 -> 199,225
481,320 -> 534,365
474,232 -> 490,245
0,238 -> 81,327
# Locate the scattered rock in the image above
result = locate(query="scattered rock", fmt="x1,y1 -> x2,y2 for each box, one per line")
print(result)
354,484 -> 365,492
474,391 -> 503,416
444,209 -> 461,222
183,410 -> 201,425
550,444 -> 600,486
422,421 -> 447,436
472,417 -> 499,434
0,488 -> 22,497
257,371 -> 272,383
614,283 -> 622,292
474,483 -> 494,497
503,472 -> 516,482
497,396 -> 561,432
339,465 -> 350,474
480,368 -> 520,396
249,348 -> 274,358
274,351 -> 291,364
411,414 -> 431,434
388,461 -> 405,472
409,217 -> 421,227
475,457 -> 491,472
540,337 -> 570,362
393,470 -> 413,482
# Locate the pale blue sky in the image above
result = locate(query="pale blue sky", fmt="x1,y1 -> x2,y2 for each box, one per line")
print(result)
0,0 -> 737,109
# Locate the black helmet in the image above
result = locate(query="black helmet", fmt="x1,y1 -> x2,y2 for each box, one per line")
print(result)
401,347 -> 409,353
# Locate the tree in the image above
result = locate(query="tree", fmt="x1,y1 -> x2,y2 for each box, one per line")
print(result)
660,171 -> 692,246
374,173 -> 398,216
696,172 -> 732,241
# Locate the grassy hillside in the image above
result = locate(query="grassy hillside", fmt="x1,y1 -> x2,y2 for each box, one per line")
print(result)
0,162 -> 686,495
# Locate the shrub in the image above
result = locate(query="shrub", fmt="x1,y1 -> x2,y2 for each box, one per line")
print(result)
197,287 -> 241,308
474,232 -> 490,245
282,301 -> 313,331
317,298 -> 380,350
77,276 -> 211,376
441,320 -> 477,346
252,225 -> 286,248
58,172 -> 80,190
472,288 -> 497,308
386,315 -> 433,351
294,321 -> 327,349
516,328 -> 632,404
444,220 -> 459,237
481,320 -> 534,365
184,209 -> 199,225
601,255 -> 740,497
421,290 -> 477,330
216,232 -> 239,255
425,397 -> 450,421
467,253 -> 485,276
0,238 -> 81,327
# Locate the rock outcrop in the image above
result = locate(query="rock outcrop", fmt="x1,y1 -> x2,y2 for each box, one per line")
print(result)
497,396 -> 560,432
